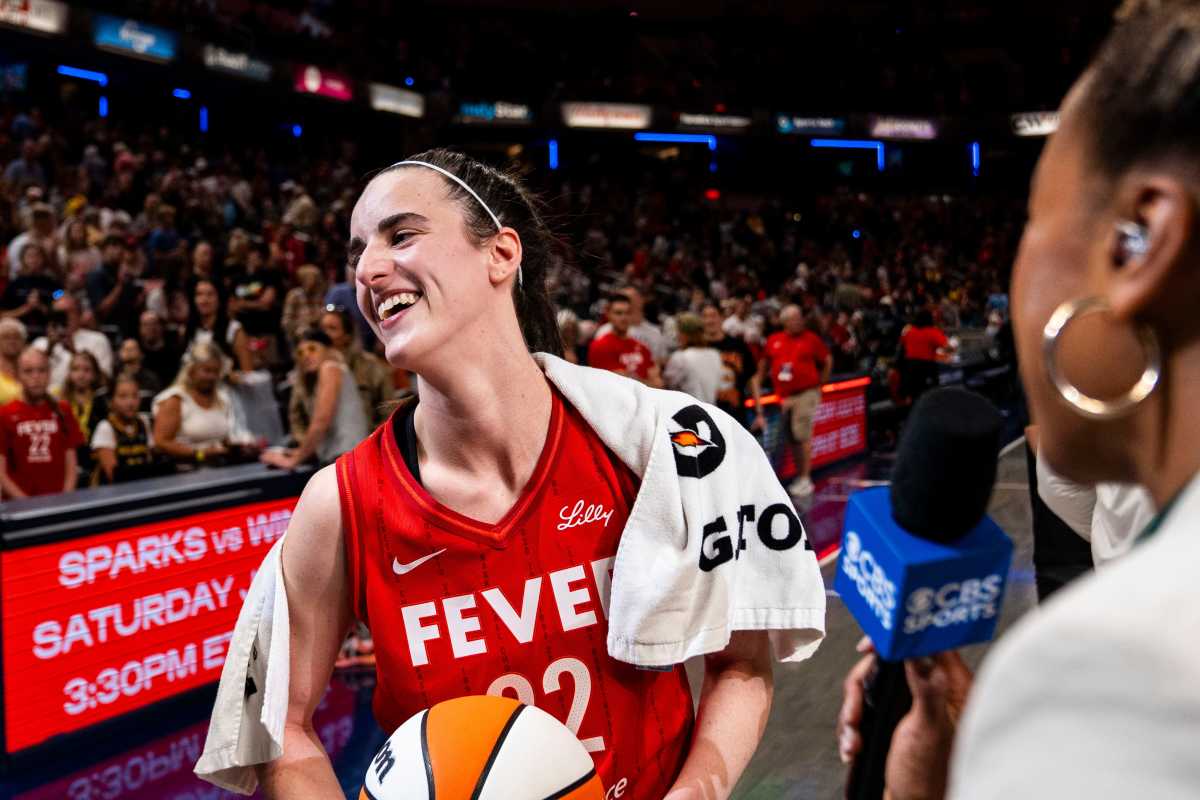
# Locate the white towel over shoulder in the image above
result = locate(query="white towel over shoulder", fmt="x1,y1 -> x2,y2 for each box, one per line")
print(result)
196,353 -> 826,793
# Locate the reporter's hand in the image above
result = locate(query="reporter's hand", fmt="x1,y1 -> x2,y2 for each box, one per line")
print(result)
838,638 -> 973,800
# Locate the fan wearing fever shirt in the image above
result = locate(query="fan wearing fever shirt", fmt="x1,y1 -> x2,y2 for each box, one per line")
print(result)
588,294 -> 663,387
257,151 -> 773,800
0,346 -> 83,498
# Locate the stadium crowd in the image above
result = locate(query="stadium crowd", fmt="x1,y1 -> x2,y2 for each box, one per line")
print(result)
0,96 -> 1018,501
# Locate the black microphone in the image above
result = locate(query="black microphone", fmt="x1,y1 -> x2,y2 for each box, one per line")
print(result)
843,387 -> 1005,800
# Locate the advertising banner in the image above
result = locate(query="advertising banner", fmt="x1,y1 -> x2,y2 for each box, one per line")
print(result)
370,83 -> 425,118
811,379 -> 868,469
869,116 -> 938,140
678,112 -> 751,131
457,100 -> 532,125
202,44 -> 271,82
2,497 -> 298,753
562,102 -> 651,129
0,0 -> 67,35
93,15 -> 177,62
1011,111 -> 1059,137
775,115 -> 845,135
293,64 -> 353,101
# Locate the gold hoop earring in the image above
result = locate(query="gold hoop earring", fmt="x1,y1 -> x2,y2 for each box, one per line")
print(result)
1042,296 -> 1161,420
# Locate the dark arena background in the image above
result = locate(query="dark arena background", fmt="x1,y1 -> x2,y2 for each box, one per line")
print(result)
0,1 -> 1121,797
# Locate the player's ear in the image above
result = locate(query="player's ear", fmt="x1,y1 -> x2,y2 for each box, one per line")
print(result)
487,228 -> 522,288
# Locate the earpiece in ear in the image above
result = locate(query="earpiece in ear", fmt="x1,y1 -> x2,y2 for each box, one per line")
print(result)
1115,220 -> 1151,265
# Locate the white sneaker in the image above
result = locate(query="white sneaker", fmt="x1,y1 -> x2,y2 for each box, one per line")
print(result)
789,476 -> 814,497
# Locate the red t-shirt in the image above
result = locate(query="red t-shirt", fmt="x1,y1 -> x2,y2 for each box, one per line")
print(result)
0,398 -> 84,497
337,390 -> 693,798
588,333 -> 654,379
764,330 -> 830,397
902,326 -> 950,362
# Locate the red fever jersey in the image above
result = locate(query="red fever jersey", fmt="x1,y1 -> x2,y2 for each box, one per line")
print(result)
588,333 -> 653,379
336,389 -> 694,797
0,398 -> 83,497
764,330 -> 830,397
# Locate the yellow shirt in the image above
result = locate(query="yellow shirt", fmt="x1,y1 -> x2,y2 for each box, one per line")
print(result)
0,371 -> 20,406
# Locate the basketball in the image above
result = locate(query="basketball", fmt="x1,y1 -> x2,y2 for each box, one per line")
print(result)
360,695 -> 604,800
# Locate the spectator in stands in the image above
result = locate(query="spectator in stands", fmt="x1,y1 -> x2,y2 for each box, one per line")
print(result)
138,310 -> 182,390
91,372 -> 161,485
185,279 -> 253,373
664,313 -> 723,404
900,308 -> 955,403
0,347 -> 82,498
86,235 -> 144,337
595,285 -> 669,363
3,139 -> 45,196
723,295 -> 765,347
280,181 -> 318,232
702,302 -> 758,427
588,294 -> 662,386
282,264 -> 327,349
755,305 -> 831,499
145,203 -> 183,270
325,265 -> 374,346
1,243 -> 59,326
319,306 -> 394,428
34,295 -> 114,388
117,338 -> 162,402
7,202 -> 58,279
56,349 -> 108,476
557,309 -> 586,364
228,241 -> 284,367
152,341 -> 255,468
192,240 -> 217,284
58,217 -> 102,288
0,318 -> 26,405
269,328 -> 367,469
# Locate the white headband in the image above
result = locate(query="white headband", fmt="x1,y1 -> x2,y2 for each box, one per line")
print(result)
391,159 -> 521,288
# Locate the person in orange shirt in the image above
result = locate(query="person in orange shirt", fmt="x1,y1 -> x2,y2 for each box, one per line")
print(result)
754,305 -> 831,499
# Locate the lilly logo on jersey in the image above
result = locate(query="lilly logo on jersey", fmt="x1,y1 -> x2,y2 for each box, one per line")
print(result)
557,500 -> 614,531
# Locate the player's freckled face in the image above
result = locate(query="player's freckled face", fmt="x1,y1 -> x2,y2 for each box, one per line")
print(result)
349,169 -> 495,371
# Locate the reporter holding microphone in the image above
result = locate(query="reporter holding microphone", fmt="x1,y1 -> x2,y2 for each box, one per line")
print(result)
839,1 -> 1200,797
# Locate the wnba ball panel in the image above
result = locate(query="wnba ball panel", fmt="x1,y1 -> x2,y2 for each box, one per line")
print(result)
362,694 -> 604,800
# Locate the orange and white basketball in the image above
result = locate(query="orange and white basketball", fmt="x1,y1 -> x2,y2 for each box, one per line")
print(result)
360,694 -> 604,800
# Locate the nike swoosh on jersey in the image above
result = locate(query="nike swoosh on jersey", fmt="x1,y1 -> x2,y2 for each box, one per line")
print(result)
392,548 -> 447,575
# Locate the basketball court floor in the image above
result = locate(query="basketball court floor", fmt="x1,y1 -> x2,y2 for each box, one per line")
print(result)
5,444 -> 1039,799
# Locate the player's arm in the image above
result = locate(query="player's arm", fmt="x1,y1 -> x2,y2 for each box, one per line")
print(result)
256,465 -> 353,799
0,455 -> 26,498
665,630 -> 774,800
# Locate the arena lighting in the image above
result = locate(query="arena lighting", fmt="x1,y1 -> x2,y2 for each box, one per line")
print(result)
810,138 -> 886,172
98,96 -> 108,118
292,124 -> 302,138
971,141 -> 981,176
745,376 -> 872,407
852,229 -> 862,239
548,139 -> 559,170
704,188 -> 721,201
634,132 -> 717,151
199,106 -> 209,133
709,160 -> 718,173
405,76 -> 414,86
172,88 -> 191,99
57,65 -> 108,86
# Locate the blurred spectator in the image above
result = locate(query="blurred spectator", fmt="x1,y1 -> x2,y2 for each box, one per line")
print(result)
33,294 -> 114,387
325,265 -> 373,346
138,311 -> 182,390
117,338 -> 163,404
282,264 -> 327,349
0,318 -> 27,405
588,294 -> 662,387
595,286 -> 669,364
723,295 -> 765,347
269,328 -> 367,469
228,242 -> 283,366
86,235 -> 145,337
184,279 -> 254,373
145,204 -> 183,270
0,347 -> 82,498
56,350 -> 108,477
191,240 -> 218,284
7,202 -> 57,280
91,373 -> 163,485
664,313 -> 722,404
152,341 -> 255,468
899,308 -> 954,403
756,305 -> 831,499
280,182 -> 318,232
557,309 -> 586,365
3,139 -> 45,196
1,243 -> 59,326
58,218 -> 102,289
319,306 -> 394,428
702,302 -> 757,426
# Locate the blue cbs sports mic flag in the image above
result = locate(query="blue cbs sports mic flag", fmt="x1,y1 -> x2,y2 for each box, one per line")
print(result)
835,486 -> 1013,661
